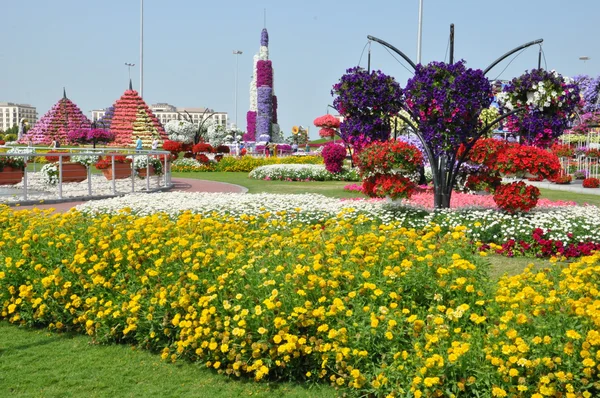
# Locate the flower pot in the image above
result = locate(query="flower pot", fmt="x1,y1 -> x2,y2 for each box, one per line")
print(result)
101,163 -> 131,180
60,162 -> 87,183
137,166 -> 155,178
0,166 -> 24,185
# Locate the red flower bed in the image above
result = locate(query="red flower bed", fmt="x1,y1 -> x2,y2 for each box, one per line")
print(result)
583,177 -> 600,188
196,154 -> 210,164
94,155 -> 132,170
493,181 -> 540,213
362,174 -> 416,200
162,140 -> 183,155
550,142 -> 574,158
354,140 -> 423,176
44,151 -> 71,163
495,144 -> 560,179
551,174 -> 572,184
490,228 -> 600,258
193,143 -> 214,154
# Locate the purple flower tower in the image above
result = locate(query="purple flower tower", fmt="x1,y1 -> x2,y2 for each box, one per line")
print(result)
246,28 -> 279,142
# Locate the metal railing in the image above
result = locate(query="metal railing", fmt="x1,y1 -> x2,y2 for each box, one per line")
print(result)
0,146 -> 173,203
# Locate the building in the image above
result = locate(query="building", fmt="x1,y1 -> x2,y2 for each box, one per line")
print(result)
0,102 -> 38,132
91,103 -> 228,128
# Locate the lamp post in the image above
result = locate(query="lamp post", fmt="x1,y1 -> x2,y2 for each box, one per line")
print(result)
233,50 -> 243,129
417,0 -> 424,64
140,0 -> 144,98
125,63 -> 135,81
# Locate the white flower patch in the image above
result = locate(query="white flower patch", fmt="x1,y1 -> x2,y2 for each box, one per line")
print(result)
249,164 -> 359,182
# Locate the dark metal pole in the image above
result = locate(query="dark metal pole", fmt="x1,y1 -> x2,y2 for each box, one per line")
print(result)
449,24 -> 454,64
366,35 -> 417,70
367,45 -> 371,73
538,45 -> 542,69
483,39 -> 543,75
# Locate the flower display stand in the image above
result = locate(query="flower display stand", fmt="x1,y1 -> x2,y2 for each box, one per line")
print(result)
0,166 -> 24,185
137,166 -> 155,178
60,163 -> 87,183
101,163 -> 131,180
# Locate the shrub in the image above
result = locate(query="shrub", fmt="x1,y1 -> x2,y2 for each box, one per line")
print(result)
582,177 -> 600,188
321,142 -> 346,173
4,134 -> 17,142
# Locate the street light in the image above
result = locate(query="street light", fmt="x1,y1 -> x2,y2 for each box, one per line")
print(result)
125,63 -> 135,81
579,56 -> 590,63
233,50 -> 243,129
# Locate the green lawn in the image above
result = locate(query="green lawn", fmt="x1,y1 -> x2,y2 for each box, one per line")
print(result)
171,171 -> 363,198
0,323 -> 334,398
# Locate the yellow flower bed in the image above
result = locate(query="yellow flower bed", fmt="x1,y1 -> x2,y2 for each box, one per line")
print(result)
0,206 -> 598,397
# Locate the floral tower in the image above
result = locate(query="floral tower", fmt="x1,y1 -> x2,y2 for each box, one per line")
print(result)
20,88 -> 91,145
245,28 -> 281,142
108,80 -> 167,147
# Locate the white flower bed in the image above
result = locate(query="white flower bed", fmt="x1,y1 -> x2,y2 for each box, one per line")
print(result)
74,191 -> 600,248
0,172 -> 167,203
249,164 -> 359,181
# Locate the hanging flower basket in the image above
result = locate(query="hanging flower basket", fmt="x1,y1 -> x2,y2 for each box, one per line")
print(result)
493,181 -> 540,213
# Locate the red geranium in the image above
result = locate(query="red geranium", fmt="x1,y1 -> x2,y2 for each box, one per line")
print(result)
550,143 -> 574,158
354,140 -> 423,177
494,144 -> 560,180
493,181 -> 540,213
583,177 -> 600,188
363,174 -> 416,200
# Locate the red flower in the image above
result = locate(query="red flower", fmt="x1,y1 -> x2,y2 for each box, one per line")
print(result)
583,177 -> 600,188
493,181 -> 540,213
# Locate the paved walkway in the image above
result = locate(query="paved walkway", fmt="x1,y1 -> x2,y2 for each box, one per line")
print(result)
9,178 -> 247,213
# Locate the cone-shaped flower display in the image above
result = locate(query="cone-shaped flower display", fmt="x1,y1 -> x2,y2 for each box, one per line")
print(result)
20,89 -> 91,145
109,86 -> 167,147
96,106 -> 115,129
246,28 -> 280,142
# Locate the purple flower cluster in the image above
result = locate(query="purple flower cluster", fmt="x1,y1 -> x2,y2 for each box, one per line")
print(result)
257,61 -> 273,87
272,95 -> 278,124
96,106 -> 115,129
574,75 -> 600,113
256,115 -> 271,138
404,61 -> 492,156
260,28 -> 269,47
500,69 -> 580,147
245,111 -> 256,141
257,87 -> 273,115
331,67 -> 403,151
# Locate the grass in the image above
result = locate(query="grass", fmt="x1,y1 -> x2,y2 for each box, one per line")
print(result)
171,171 -> 363,198
0,323 -> 334,398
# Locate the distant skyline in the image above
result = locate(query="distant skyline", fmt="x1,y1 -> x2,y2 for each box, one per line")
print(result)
1,0 -> 598,139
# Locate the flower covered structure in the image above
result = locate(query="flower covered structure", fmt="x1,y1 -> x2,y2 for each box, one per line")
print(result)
20,89 -> 91,145
246,28 -> 280,142
108,84 -> 167,147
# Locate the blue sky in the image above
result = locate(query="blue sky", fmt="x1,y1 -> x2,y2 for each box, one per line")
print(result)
1,0 -> 598,139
